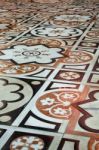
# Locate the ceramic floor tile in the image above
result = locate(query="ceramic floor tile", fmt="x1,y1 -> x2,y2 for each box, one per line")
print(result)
0,127 -> 62,150
0,39 -> 68,68
54,70 -> 85,83
0,59 -> 54,79
0,1 -> 99,150
0,38 -> 96,69
0,11 -> 47,47
14,81 -> 81,133
2,132 -> 53,150
16,83 -> 99,136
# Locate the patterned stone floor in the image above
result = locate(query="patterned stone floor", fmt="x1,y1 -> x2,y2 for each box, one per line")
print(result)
0,1 -> 99,150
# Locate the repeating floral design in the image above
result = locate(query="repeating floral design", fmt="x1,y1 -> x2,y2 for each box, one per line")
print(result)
62,51 -> 93,65
21,38 -> 66,48
36,90 -> 81,119
10,136 -> 44,150
59,71 -> 80,80
31,26 -> 83,38
50,14 -> 91,27
0,45 -> 63,64
0,1 -> 99,150
0,60 -> 39,74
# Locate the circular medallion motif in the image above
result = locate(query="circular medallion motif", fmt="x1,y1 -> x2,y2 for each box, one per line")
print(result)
22,38 -> 65,48
50,15 -> 91,27
31,27 -> 83,38
63,51 -> 93,65
10,136 -> 44,150
0,60 -> 38,74
36,90 -> 80,119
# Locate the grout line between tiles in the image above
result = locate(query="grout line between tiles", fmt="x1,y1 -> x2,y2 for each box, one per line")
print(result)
80,46 -> 99,85
12,80 -> 51,126
7,18 -> 48,45
71,21 -> 95,51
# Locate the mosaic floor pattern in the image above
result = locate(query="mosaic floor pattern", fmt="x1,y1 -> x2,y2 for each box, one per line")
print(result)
0,1 -> 99,150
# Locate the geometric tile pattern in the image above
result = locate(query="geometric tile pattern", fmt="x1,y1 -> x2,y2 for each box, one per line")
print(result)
0,1 -> 99,149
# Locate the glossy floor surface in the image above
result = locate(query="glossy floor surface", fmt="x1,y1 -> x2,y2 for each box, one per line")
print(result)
0,1 -> 99,150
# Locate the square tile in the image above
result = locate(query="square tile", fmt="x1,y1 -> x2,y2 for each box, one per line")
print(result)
54,70 -> 85,82
1,129 -> 62,150
16,81 -> 83,133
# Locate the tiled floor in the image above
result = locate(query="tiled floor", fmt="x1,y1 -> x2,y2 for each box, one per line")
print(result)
0,1 -> 99,150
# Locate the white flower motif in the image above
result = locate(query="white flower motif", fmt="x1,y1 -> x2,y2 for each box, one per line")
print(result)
3,66 -> 22,74
0,45 -> 63,64
53,107 -> 72,117
12,139 -> 24,148
31,143 -> 44,149
63,101 -> 71,106
40,97 -> 55,105
31,27 -> 82,38
61,93 -> 76,99
11,136 -> 44,150
22,66 -> 32,71
54,107 -> 67,115
54,15 -> 91,22
60,72 -> 80,80
36,90 -> 80,119
3,68 -> 17,74
23,136 -> 35,144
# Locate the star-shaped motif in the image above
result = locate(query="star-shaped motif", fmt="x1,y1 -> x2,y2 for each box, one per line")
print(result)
0,45 -> 63,64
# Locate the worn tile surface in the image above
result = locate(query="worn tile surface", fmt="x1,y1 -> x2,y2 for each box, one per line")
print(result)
0,0 -> 99,149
